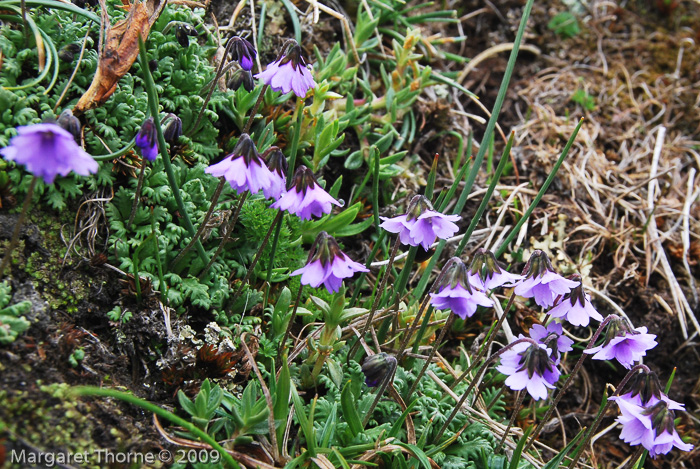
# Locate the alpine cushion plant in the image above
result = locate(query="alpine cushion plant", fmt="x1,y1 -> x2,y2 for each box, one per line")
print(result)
271,165 -> 341,220
584,316 -> 658,369
291,231 -> 368,293
379,194 -> 461,250
547,275 -> 604,327
0,123 -> 98,184
255,41 -> 316,98
205,133 -> 279,199
429,257 -> 494,319
497,340 -> 561,400
513,250 -> 578,308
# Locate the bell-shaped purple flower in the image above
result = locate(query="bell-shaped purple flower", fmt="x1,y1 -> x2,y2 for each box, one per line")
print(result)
135,117 -> 159,161
205,134 -> 279,198
291,232 -> 368,293
379,195 -> 461,250
610,397 -> 693,458
429,258 -> 493,319
528,322 -> 574,365
497,341 -> 561,400
263,147 -> 288,200
229,37 -> 256,71
619,370 -> 685,410
513,250 -> 578,308
0,123 -> 98,184
271,165 -> 341,220
548,275 -> 603,327
584,317 -> 657,369
255,42 -> 316,98
468,248 -> 523,290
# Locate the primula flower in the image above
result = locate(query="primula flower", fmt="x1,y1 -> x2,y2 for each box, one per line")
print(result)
497,341 -> 561,400
271,165 -> 341,220
584,317 -> 657,369
228,69 -> 255,92
135,117 -> 158,161
468,248 -> 523,290
610,397 -> 693,458
380,195 -> 461,250
0,123 -> 98,184
361,353 -> 397,387
528,322 -> 574,365
548,275 -> 603,327
255,42 -> 315,97
263,147 -> 288,200
229,37 -> 256,71
205,133 -> 278,198
291,232 -> 368,293
619,370 -> 685,410
513,250 -> 578,308
429,258 -> 493,319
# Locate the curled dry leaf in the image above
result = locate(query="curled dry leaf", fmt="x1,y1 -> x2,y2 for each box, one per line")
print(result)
74,0 -> 166,113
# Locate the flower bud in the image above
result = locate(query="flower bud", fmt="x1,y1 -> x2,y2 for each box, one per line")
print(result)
227,69 -> 254,92
361,353 -> 397,387
162,114 -> 183,144
57,109 -> 81,143
135,117 -> 158,161
229,37 -> 257,71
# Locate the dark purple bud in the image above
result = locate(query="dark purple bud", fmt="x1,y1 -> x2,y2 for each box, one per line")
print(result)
361,353 -> 397,387
229,37 -> 257,71
162,114 -> 183,144
58,43 -> 80,62
264,147 -> 288,178
175,23 -> 198,48
57,109 -> 81,143
135,117 -> 158,161
227,69 -> 254,92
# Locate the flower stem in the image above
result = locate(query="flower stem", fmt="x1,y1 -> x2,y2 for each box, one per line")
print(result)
127,159 -> 148,228
495,390 -> 527,454
348,236 -> 401,360
242,84 -> 268,134
0,176 -> 37,281
232,210 -> 283,296
568,364 -> 650,469
434,337 -> 539,443
450,292 -> 516,391
406,314 -> 455,401
138,37 -> 208,266
521,314 -> 619,456
170,178 -> 227,270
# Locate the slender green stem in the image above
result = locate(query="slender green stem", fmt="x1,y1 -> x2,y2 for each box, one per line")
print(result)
0,176 -> 37,280
406,314 -> 455,401
232,210 -> 283,297
70,386 -> 238,468
262,218 -> 284,307
127,159 -> 148,228
286,98 -> 304,179
495,390 -> 527,454
243,84 -> 269,134
522,314 -> 619,456
349,230 -> 387,307
138,37 -> 208,265
494,118 -> 584,258
92,140 -> 136,161
170,178 -> 226,270
198,191 -> 248,280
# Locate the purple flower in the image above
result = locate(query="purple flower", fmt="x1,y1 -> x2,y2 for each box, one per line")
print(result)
255,43 -> 315,98
229,37 -> 256,71
271,165 -> 341,220
528,322 -> 574,365
429,258 -> 493,319
497,341 -> 561,400
513,250 -> 578,308
468,248 -> 523,290
584,317 -> 657,369
0,123 -> 98,184
610,397 -> 693,458
291,232 -> 368,293
379,195 -> 461,250
619,370 -> 685,410
263,147 -> 288,200
135,117 -> 159,161
547,276 -> 603,327
205,134 -> 278,198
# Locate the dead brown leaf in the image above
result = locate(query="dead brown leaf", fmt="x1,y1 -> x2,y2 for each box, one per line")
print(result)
74,0 -> 166,113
